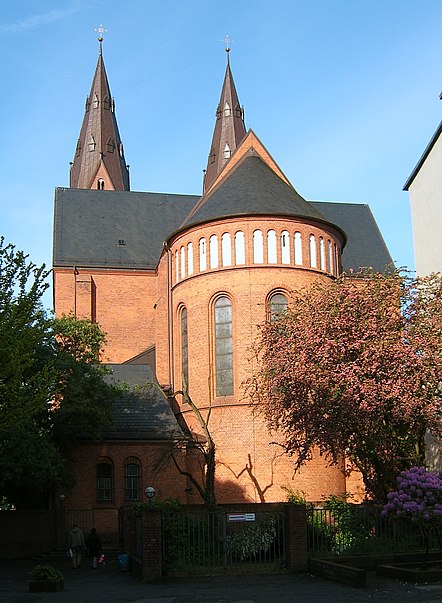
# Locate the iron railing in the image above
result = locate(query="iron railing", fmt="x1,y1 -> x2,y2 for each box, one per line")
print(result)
307,506 -> 442,557
162,510 -> 285,574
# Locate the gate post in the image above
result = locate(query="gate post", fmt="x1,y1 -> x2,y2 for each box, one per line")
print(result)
141,507 -> 163,582
285,504 -> 308,572
55,504 -> 67,551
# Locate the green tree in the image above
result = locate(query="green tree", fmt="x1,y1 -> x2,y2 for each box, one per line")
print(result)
251,271 -> 442,502
0,239 -> 115,508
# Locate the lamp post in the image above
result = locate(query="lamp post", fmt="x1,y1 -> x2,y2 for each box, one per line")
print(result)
144,486 -> 156,505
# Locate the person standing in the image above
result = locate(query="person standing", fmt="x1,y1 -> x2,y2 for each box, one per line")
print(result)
69,523 -> 85,568
86,527 -> 102,569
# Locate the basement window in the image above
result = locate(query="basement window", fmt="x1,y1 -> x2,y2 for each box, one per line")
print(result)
118,240 -> 126,246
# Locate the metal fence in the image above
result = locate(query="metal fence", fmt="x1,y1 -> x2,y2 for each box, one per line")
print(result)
162,509 -> 286,575
307,505 -> 442,557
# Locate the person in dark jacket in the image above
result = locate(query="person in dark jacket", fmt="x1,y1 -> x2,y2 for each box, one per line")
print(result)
86,527 -> 102,569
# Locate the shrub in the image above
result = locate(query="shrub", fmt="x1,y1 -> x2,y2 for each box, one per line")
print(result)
30,565 -> 64,582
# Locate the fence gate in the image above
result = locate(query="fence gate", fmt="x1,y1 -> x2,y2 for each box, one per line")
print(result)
162,509 -> 285,575
65,509 -> 95,535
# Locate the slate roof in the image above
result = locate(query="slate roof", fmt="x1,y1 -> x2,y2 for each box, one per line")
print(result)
53,167 -> 393,273
183,155 -> 330,229
102,364 -> 184,440
311,202 -> 393,273
53,188 -> 198,269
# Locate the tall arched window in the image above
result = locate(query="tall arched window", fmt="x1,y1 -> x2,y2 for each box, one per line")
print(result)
334,244 -> 339,276
294,232 -> 302,265
319,237 -> 325,270
253,230 -> 264,264
309,234 -> 317,268
96,459 -> 113,502
281,231 -> 290,264
221,233 -> 232,267
214,296 -> 233,396
175,251 -> 179,283
124,458 -> 141,501
234,231 -> 245,265
180,246 -> 186,279
181,306 -> 189,387
210,235 -> 218,269
269,292 -> 288,321
267,230 -> 277,263
327,240 -> 332,273
199,238 -> 207,271
187,242 -> 194,276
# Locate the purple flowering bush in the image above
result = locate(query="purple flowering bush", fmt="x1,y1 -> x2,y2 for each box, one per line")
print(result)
382,466 -> 442,552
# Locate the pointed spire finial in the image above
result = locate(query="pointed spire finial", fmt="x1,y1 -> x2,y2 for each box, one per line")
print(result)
94,24 -> 107,52
223,34 -> 232,63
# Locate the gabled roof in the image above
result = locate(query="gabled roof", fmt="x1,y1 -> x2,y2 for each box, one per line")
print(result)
311,201 -> 393,273
53,187 -> 198,269
203,52 -> 246,193
403,121 -> 442,190
69,47 -> 130,191
102,364 -> 184,440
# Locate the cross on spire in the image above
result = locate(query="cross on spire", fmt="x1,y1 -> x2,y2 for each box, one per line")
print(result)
94,24 -> 107,52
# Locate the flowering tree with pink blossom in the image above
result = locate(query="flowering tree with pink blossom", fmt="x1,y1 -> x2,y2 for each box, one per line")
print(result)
250,271 -> 442,502
382,467 -> 442,553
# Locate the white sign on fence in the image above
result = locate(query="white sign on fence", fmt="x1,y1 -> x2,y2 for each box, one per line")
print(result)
227,513 -> 256,522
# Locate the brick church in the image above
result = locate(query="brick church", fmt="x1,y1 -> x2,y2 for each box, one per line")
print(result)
52,38 -> 392,532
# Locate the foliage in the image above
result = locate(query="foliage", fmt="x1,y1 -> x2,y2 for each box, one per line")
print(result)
281,485 -> 308,506
0,239 -> 116,508
227,516 -> 277,560
251,271 -> 442,502
29,565 -> 64,582
382,466 -> 442,553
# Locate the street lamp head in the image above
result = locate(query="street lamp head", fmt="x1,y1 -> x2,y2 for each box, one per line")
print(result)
144,486 -> 156,500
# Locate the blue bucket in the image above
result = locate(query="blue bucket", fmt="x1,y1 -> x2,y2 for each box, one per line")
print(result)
117,553 -> 130,571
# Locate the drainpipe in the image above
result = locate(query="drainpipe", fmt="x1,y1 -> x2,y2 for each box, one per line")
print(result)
164,243 -> 174,391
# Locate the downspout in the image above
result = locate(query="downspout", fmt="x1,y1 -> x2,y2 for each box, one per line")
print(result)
73,265 -> 78,318
164,242 -> 174,391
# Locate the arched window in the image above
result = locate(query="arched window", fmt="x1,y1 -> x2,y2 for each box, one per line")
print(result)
180,246 -> 186,279
96,460 -> 113,502
267,230 -> 277,263
253,230 -> 264,264
294,232 -> 302,265
334,244 -> 339,276
309,234 -> 317,268
221,232 -> 232,267
97,179 -> 105,190
319,237 -> 325,270
175,250 -> 179,283
234,231 -> 245,265
210,235 -> 218,269
187,242 -> 194,276
124,458 -> 141,501
199,238 -> 207,271
181,306 -> 189,387
269,292 -> 288,321
327,240 -> 332,273
214,296 -> 233,396
281,230 -> 290,264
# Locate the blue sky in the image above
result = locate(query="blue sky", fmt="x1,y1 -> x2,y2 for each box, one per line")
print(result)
1,0 -> 441,309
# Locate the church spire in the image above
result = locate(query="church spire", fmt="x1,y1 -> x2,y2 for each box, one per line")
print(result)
203,40 -> 246,193
70,27 -> 130,191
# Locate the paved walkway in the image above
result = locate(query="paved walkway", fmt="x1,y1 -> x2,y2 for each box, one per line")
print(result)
2,558 -> 442,603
